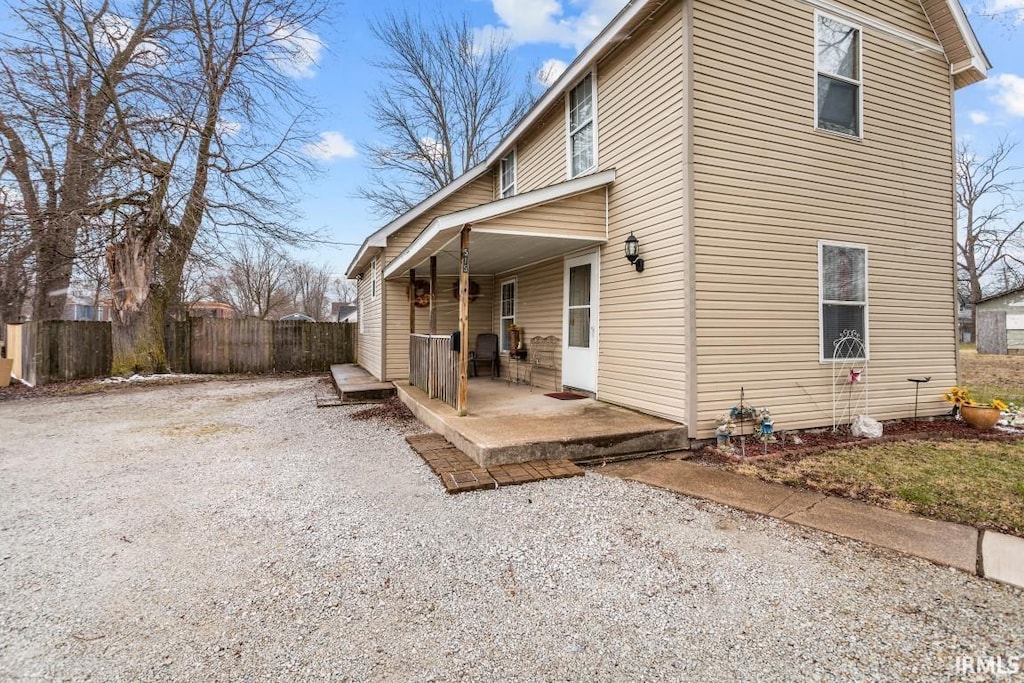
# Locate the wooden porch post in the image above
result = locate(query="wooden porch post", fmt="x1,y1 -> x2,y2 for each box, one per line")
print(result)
457,226 -> 471,416
429,256 -> 437,335
428,259 -> 436,403
409,269 -> 416,334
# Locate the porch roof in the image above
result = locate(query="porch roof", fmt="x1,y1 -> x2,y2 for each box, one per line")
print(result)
383,170 -> 615,279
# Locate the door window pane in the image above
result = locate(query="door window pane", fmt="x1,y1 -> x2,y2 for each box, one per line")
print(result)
569,264 -> 591,307
569,308 -> 590,348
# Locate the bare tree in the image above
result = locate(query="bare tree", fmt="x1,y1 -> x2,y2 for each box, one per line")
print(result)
100,0 -> 326,372
291,261 -> 332,320
956,138 -> 1024,328
207,242 -> 293,319
332,277 -> 357,304
0,183 -> 32,329
357,11 -> 533,217
0,0 -> 168,321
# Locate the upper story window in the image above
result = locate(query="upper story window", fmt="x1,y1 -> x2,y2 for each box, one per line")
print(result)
371,258 -> 378,299
820,242 -> 868,361
816,14 -> 861,138
500,150 -> 516,198
568,73 -> 596,177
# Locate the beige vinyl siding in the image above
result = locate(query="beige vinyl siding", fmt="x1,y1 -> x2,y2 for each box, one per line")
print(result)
691,0 -> 955,438
478,190 -> 606,239
381,176 -> 494,380
593,0 -> 688,423
493,258 -> 564,390
830,0 -> 942,42
356,257 -> 383,380
516,103 -> 566,193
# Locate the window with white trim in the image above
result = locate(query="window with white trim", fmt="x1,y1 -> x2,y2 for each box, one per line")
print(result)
499,279 -> 516,353
820,242 -> 868,360
815,13 -> 861,138
371,258 -> 378,299
568,73 -> 596,178
500,150 -> 516,198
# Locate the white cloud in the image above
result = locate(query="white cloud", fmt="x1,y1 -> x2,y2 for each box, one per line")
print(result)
97,13 -> 166,67
303,131 -> 357,161
268,23 -> 324,79
419,136 -> 446,163
537,58 -> 568,87
968,110 -> 990,125
217,120 -> 242,137
990,73 -> 1024,117
487,0 -> 626,51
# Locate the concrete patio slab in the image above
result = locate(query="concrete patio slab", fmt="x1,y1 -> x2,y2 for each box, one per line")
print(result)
396,379 -> 688,467
601,458 -> 980,576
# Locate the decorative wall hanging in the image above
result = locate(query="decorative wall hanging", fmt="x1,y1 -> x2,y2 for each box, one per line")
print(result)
407,278 -> 431,308
451,279 -> 480,302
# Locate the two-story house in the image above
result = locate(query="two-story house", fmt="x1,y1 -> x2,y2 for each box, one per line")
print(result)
346,0 -> 988,442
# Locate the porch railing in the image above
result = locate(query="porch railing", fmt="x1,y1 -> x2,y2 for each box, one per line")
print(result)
410,334 -> 459,409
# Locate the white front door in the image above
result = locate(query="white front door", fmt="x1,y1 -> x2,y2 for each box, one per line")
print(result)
562,251 -> 599,392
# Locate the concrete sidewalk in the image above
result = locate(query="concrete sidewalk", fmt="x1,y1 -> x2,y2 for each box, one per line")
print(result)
599,458 -> 1024,589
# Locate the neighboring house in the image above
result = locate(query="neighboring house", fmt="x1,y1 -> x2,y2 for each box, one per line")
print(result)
190,301 -> 235,319
332,302 -> 358,324
63,302 -> 112,322
62,285 -> 113,321
346,0 -> 988,440
975,287 -> 1024,354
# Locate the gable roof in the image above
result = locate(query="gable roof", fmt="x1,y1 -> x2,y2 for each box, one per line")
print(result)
346,0 -> 989,278
919,0 -> 991,88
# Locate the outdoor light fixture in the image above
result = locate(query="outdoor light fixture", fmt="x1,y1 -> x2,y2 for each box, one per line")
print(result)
624,232 -> 644,272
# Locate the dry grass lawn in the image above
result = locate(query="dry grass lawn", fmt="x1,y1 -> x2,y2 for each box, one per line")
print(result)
960,346 -> 1024,403
723,348 -> 1024,537
727,440 -> 1024,536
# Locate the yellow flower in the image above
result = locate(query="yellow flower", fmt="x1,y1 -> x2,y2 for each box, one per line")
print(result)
991,399 -> 1008,411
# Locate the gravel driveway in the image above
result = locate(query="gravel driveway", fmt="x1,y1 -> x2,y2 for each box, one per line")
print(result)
1,377 -> 1022,682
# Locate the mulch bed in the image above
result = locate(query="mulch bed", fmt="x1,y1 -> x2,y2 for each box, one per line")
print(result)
349,396 -> 424,433
698,417 -> 1024,464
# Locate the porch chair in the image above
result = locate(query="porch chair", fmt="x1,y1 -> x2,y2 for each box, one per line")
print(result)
469,333 -> 499,379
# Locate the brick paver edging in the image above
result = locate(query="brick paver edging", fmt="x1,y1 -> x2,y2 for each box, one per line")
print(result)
405,433 -> 583,494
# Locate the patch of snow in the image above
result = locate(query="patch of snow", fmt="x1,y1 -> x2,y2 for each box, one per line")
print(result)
97,373 -> 202,384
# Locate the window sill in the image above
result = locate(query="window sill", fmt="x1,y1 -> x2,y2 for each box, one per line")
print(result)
814,126 -> 863,142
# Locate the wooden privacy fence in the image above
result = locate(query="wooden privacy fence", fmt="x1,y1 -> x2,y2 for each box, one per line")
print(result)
5,321 -> 112,386
409,333 -> 458,409
165,318 -> 357,374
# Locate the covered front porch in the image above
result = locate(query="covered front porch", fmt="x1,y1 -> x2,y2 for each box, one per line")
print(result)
396,377 -> 689,467
385,171 -> 616,416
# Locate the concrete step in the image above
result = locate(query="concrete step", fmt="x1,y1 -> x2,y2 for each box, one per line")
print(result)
330,364 -> 396,404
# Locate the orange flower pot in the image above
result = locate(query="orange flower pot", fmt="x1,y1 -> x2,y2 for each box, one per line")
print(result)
961,405 -> 1001,430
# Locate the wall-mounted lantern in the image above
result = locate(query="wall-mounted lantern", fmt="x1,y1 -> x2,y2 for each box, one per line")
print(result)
625,232 -> 645,273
